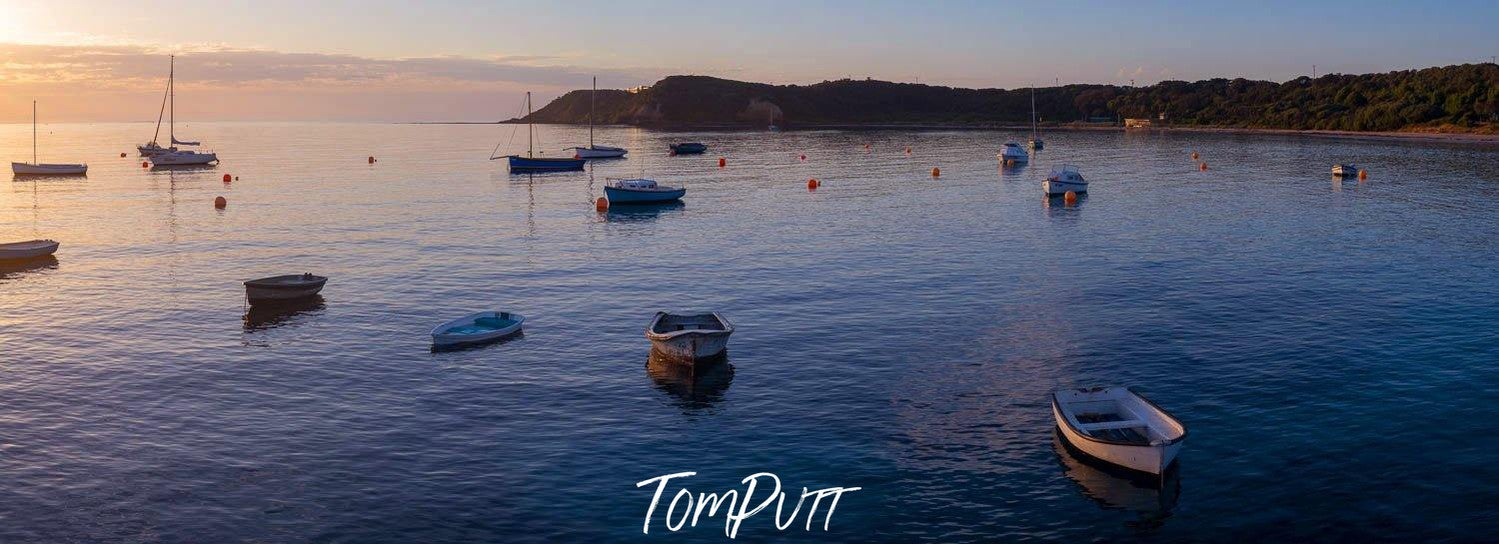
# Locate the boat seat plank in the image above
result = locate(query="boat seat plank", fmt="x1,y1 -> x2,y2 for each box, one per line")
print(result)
1076,419 -> 1147,431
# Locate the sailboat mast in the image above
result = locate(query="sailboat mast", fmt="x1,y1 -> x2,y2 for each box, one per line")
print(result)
527,92 -> 534,158
33,100 -> 37,164
589,76 -> 595,148
168,55 -> 175,144
1030,88 -> 1037,138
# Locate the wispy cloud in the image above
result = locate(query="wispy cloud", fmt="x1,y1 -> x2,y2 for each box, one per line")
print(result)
0,43 -> 663,121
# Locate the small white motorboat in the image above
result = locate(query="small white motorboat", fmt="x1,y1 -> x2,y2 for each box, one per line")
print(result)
646,311 -> 734,363
1052,387 -> 1187,476
244,273 -> 327,304
1043,164 -> 1088,195
0,239 -> 60,260
150,150 -> 219,166
431,311 -> 525,348
1331,164 -> 1359,176
999,142 -> 1029,165
12,101 -> 87,176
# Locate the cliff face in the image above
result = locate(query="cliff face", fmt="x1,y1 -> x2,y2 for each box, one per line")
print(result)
515,64 -> 1499,132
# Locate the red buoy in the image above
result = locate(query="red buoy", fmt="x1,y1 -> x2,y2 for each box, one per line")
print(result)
222,174 -> 232,182
368,156 -> 376,164
1064,190 -> 1078,205
1358,169 -> 1368,180
1200,162 -> 1209,171
931,167 -> 941,177
1191,151 -> 1200,160
120,152 -> 127,158
800,154 -> 806,161
142,161 -> 149,168
807,178 -> 819,190
905,147 -> 912,154
214,196 -> 227,209
595,197 -> 608,212
718,157 -> 726,167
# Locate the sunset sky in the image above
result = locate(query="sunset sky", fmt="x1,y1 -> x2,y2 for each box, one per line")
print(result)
1,0 -> 1495,122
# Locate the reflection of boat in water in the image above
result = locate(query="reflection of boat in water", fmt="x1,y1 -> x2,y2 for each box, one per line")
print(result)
243,295 -> 326,331
646,351 -> 734,409
0,254 -> 58,280
1053,430 -> 1179,523
605,200 -> 685,222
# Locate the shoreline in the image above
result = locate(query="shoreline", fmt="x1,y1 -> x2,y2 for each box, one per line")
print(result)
410,121 -> 1499,145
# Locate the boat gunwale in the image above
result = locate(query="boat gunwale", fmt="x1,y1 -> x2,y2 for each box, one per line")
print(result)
645,311 -> 734,341
1052,388 -> 1188,448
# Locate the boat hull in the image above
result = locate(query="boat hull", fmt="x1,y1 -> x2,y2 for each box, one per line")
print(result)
151,152 -> 218,166
605,185 -> 686,204
0,240 -> 60,260
646,312 -> 734,363
1044,180 -> 1087,195
12,162 -> 87,175
432,311 -> 525,347
508,155 -> 586,172
244,275 -> 328,303
669,143 -> 708,155
572,146 -> 627,159
1053,400 -> 1180,475
1000,152 -> 1029,165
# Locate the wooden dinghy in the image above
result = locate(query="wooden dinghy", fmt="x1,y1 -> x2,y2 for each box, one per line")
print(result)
0,239 -> 60,260
431,311 -> 524,348
1052,387 -> 1187,476
645,311 -> 734,363
244,273 -> 327,304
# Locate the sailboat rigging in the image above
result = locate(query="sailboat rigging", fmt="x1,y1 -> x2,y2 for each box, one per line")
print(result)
147,56 -> 219,166
568,77 -> 627,159
494,92 -> 586,172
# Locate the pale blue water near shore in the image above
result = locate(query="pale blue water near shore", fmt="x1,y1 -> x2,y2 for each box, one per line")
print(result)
2,123 -> 1498,542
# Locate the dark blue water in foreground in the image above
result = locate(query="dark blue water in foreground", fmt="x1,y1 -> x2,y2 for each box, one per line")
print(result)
3,123 -> 1498,542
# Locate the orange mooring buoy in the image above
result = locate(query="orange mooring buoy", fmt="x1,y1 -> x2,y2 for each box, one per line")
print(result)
368,156 -> 376,164
222,174 -> 232,182
718,157 -> 726,167
807,178 -> 819,190
931,167 -> 941,177
1064,190 -> 1078,204
595,197 -> 608,212
120,152 -> 127,158
1191,151 -> 1200,160
214,196 -> 227,209
1358,169 -> 1368,180
1199,162 -> 1209,171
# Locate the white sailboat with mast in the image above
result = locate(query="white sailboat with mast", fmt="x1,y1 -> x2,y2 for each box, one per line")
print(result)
1028,87 -> 1045,150
12,101 -> 87,175
568,77 -> 627,159
148,55 -> 218,166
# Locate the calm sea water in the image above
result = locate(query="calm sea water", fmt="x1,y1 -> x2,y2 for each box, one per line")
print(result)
3,122 -> 1498,543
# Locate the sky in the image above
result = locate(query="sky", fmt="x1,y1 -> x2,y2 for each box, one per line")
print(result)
0,0 -> 1495,122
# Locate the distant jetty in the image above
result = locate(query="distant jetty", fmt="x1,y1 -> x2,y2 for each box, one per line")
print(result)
507,63 -> 1497,134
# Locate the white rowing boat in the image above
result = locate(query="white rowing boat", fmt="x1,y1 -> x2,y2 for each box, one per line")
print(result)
1052,387 -> 1187,476
645,311 -> 734,363
0,239 -> 60,260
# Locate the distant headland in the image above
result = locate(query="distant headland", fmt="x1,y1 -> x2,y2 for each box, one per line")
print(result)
501,63 -> 1497,135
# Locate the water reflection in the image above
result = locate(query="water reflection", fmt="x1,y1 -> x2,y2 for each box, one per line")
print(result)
605,201 -> 686,223
243,296 -> 326,331
645,352 -> 734,411
0,255 -> 59,281
1053,430 -> 1179,529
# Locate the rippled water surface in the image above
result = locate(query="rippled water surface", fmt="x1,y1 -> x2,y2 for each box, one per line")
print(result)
3,123 -> 1498,542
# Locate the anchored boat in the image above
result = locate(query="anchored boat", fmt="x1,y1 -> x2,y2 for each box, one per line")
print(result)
567,77 -> 628,159
604,178 -> 685,204
494,92 -> 586,172
141,55 -> 218,165
1028,87 -> 1045,150
431,311 -> 525,348
669,143 -> 708,155
999,142 -> 1029,165
12,101 -> 86,176
244,273 -> 327,304
1052,387 -> 1187,476
1043,165 -> 1087,195
645,312 -> 734,363
1331,164 -> 1359,176
0,239 -> 60,260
